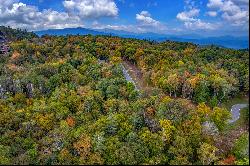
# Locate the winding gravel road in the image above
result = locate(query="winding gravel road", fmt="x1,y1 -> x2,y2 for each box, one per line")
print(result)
121,64 -> 139,91
229,104 -> 249,123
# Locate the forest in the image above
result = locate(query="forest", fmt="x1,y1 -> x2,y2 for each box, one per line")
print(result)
0,27 -> 249,165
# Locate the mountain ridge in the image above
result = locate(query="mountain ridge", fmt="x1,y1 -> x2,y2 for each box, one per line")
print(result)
34,27 -> 249,49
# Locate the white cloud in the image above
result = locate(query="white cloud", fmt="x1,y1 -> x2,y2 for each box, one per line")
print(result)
0,0 -> 17,6
136,11 -> 160,27
207,11 -> 218,17
177,7 -> 218,30
207,0 -> 224,8
176,8 -> 200,21
136,11 -> 167,31
222,10 -> 248,26
0,0 -> 120,31
184,19 -> 218,30
63,0 -> 118,19
0,0 -> 83,31
207,0 -> 249,26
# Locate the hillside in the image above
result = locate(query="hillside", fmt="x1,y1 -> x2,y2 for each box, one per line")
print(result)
0,26 -> 37,41
0,27 -> 249,165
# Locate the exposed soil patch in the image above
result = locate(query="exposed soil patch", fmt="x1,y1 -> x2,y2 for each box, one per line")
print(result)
11,51 -> 21,60
122,61 -> 160,96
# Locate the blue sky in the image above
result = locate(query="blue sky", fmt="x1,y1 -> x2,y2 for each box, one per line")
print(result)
0,0 -> 249,36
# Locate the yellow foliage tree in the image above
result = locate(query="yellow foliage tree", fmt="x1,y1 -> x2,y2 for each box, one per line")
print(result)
160,119 -> 175,143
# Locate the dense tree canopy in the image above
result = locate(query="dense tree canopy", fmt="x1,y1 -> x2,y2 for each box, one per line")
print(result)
0,27 -> 249,165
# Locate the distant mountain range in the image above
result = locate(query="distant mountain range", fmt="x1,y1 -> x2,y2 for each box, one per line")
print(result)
35,27 -> 249,49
